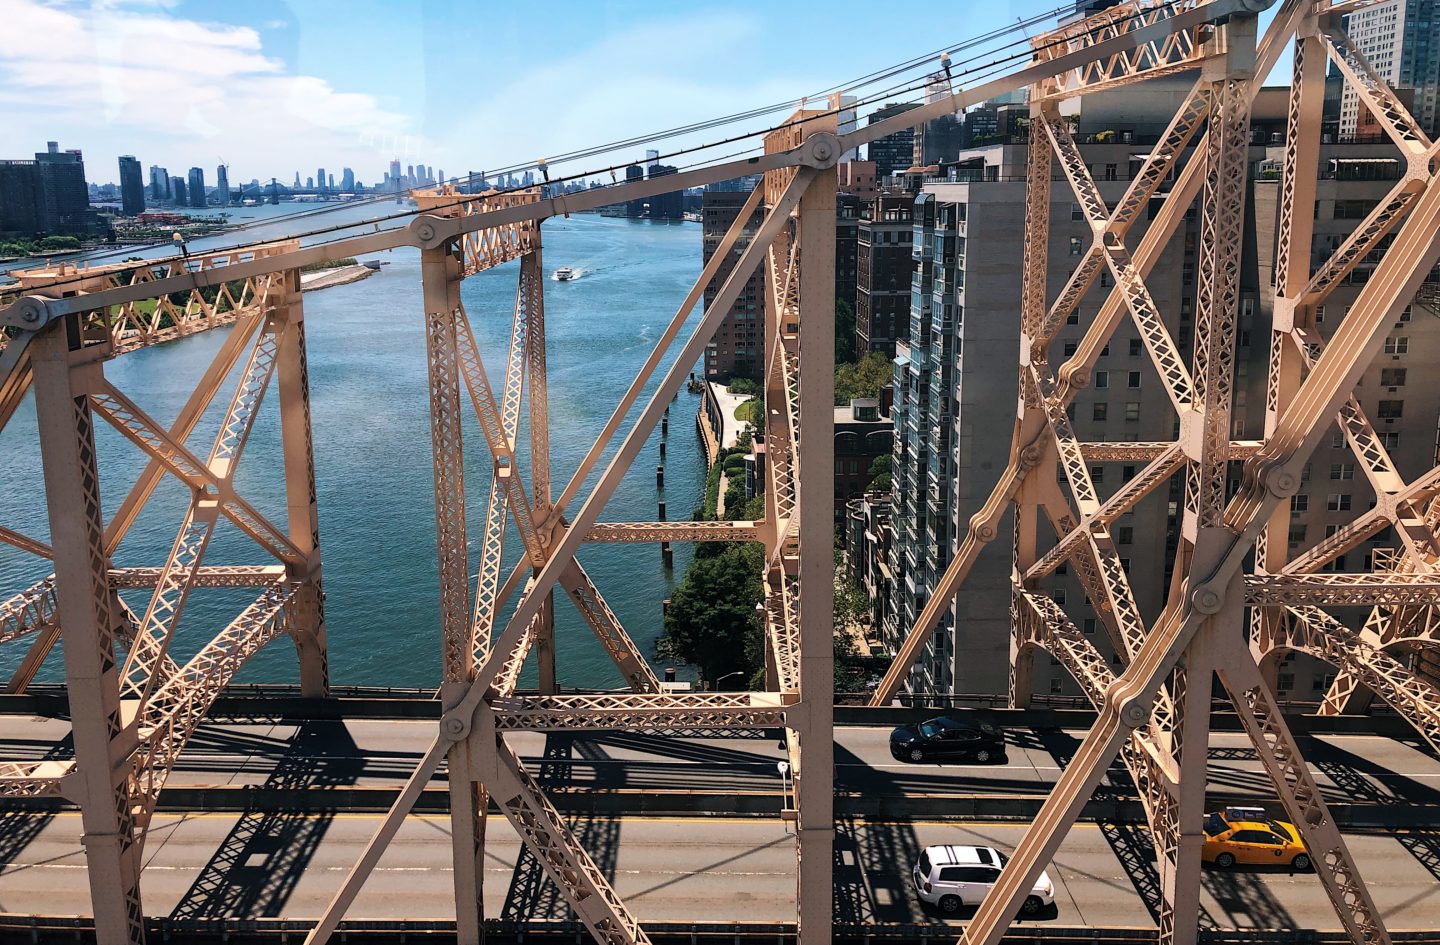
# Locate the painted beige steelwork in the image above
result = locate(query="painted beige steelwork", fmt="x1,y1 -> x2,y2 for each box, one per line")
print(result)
1,1 -> 1436,944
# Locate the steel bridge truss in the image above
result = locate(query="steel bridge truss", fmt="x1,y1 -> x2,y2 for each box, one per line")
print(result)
870,2 -> 1440,945
2,1 -> 1437,944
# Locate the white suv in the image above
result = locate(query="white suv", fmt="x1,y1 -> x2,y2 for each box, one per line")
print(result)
913,844 -> 1055,916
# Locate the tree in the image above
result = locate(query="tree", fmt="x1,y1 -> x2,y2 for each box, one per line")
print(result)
834,352 -> 892,405
866,454 -> 893,492
835,299 -> 857,365
661,543 -> 765,686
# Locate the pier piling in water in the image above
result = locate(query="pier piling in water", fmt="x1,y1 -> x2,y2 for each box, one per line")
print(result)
656,465 -> 664,489
661,541 -> 674,569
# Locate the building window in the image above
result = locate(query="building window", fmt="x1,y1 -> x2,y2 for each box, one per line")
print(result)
1381,368 -> 1406,387
1325,523 -> 1341,538
1384,336 -> 1409,354
1053,589 -> 1067,604
1288,524 -> 1306,543
1072,203 -> 1084,221
1082,618 -> 1096,635
1090,465 -> 1104,483
1276,673 -> 1294,694
1381,431 -> 1400,451
1330,463 -> 1355,480
1093,402 -> 1108,421
1064,341 -> 1078,356
1292,494 -> 1309,514
1327,494 -> 1352,511
1067,312 -> 1080,325
1117,526 -> 1133,545
1377,400 -> 1404,419
1122,465 -> 1136,481
1105,163 -> 1118,181
1094,370 -> 1109,389
1129,339 -> 1142,356
1126,371 -> 1141,389
1070,236 -> 1083,256
1125,402 -> 1140,421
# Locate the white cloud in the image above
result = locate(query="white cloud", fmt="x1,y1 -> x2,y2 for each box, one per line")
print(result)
0,0 -> 416,177
431,11 -> 808,178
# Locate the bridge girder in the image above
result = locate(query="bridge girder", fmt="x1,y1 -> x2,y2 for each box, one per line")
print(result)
2,2 -> 1436,945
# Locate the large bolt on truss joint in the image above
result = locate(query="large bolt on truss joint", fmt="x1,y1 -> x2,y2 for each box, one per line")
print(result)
410,214 -> 453,251
797,132 -> 842,169
440,707 -> 473,742
1,295 -> 53,331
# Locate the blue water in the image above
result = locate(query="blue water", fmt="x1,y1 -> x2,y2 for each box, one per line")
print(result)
0,212 -> 707,688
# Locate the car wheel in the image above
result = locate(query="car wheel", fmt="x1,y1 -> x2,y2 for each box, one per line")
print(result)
1291,853 -> 1312,872
938,895 -> 962,915
975,749 -> 992,763
908,747 -> 925,762
1021,895 -> 1044,916
1214,852 -> 1236,869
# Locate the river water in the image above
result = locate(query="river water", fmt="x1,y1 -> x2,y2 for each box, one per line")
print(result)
0,206 -> 707,688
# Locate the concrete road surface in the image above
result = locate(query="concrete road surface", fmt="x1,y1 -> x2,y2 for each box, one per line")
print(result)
2,811 -> 1439,928
2,719 -> 1437,811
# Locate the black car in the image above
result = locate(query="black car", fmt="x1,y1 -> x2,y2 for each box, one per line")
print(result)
889,717 -> 1007,763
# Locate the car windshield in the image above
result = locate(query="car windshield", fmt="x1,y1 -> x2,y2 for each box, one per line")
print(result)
918,851 -> 932,875
996,850 -> 1010,866
919,721 -> 945,738
1267,820 -> 1291,839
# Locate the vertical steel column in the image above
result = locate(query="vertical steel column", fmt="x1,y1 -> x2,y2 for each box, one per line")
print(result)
275,271 -> 329,697
30,320 -> 145,945
423,241 -> 485,944
793,146 -> 836,945
1157,627 -> 1215,945
1011,109 -> 1053,710
519,244 -> 557,693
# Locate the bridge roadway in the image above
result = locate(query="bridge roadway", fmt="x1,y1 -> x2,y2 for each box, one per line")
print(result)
2,714 -> 1439,929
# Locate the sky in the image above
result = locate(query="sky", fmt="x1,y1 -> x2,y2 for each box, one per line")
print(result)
0,0 -> 1291,187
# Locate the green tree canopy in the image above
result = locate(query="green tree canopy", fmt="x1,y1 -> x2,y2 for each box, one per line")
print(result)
661,543 -> 765,686
835,352 -> 892,405
835,299 -> 856,365
867,454 -> 893,492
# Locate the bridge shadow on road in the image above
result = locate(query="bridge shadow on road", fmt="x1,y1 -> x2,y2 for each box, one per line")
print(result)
0,727 -> 72,877
1305,736 -> 1440,883
168,720 -> 360,919
502,733 -> 621,920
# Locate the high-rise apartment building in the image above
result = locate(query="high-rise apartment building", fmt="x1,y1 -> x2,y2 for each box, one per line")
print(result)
1338,0 -> 1440,139
342,167 -> 356,191
0,161 -> 42,235
33,142 -> 93,234
215,164 -> 230,205
170,176 -> 188,207
148,165 -> 169,202
187,167 -> 206,207
883,130 -> 1263,697
625,164 -> 646,218
317,167 -> 327,193
647,163 -> 683,220
856,192 -> 915,359
117,156 -> 145,216
701,190 -> 765,382
867,103 -> 920,179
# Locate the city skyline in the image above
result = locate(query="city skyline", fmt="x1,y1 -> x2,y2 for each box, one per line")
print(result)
1,0 -> 1296,194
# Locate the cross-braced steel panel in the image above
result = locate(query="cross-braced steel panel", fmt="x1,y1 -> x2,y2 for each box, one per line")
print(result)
3,2 -> 1432,944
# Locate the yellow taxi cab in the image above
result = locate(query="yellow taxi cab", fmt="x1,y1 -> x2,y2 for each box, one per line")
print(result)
1201,807 -> 1311,871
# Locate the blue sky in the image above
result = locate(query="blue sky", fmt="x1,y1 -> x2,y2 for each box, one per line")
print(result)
0,0 -> 1290,187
